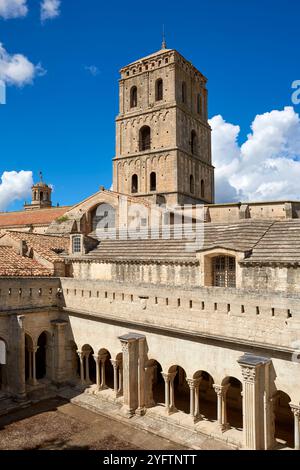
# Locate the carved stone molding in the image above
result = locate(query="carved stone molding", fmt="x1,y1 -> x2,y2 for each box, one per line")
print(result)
240,366 -> 257,383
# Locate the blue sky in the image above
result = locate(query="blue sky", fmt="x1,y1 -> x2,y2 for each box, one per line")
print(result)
0,0 -> 300,209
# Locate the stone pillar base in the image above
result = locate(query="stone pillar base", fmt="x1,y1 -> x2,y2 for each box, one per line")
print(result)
121,404 -> 135,418
135,406 -> 146,416
165,405 -> 178,416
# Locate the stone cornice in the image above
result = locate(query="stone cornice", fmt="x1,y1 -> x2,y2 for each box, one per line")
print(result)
67,257 -> 199,266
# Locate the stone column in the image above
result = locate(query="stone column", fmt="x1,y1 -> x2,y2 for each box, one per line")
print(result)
85,353 -> 91,384
136,337 -> 146,416
118,333 -> 146,417
213,384 -> 229,431
110,359 -> 119,396
162,373 -> 170,413
290,405 -> 300,450
169,371 -> 177,412
186,378 -> 201,422
99,354 -> 108,390
238,353 -> 271,450
77,351 -> 85,384
32,347 -> 38,386
194,378 -> 201,419
93,354 -> 101,391
9,315 -> 26,401
51,320 -> 68,385
118,360 -> 123,396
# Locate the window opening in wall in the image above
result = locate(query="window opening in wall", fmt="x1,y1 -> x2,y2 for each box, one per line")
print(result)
212,256 -> 236,288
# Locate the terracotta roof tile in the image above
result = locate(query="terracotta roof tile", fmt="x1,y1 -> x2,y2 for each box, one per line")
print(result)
4,231 -> 69,262
0,207 -> 71,228
0,247 -> 51,277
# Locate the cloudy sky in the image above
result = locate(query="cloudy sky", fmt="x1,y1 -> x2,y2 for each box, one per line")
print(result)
0,0 -> 300,210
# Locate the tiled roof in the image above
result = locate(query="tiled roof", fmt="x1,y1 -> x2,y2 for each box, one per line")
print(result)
4,231 -> 69,262
0,207 -> 71,228
0,247 -> 51,277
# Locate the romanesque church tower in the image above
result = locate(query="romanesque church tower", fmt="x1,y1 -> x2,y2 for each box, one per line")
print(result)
113,43 -> 215,205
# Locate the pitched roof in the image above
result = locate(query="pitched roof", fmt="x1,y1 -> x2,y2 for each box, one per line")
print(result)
0,207 -> 71,228
3,231 -> 69,262
0,246 -> 51,277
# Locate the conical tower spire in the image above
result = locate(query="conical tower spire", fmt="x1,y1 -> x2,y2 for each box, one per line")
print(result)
161,24 -> 167,49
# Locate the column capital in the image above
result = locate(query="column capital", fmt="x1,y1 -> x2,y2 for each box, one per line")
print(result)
290,404 -> 300,418
110,359 -> 118,369
161,371 -> 177,382
213,383 -> 230,396
76,350 -> 85,360
186,377 -> 201,389
93,354 -> 101,364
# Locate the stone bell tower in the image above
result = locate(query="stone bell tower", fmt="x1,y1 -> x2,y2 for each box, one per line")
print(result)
113,42 -> 215,205
24,172 -> 52,211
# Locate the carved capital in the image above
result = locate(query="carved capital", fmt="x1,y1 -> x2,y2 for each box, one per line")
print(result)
186,378 -> 201,389
290,404 -> 300,418
240,366 -> 257,383
213,384 -> 230,397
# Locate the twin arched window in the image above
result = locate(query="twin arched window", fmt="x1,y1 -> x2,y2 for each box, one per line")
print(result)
150,172 -> 156,191
131,174 -> 138,193
130,86 -> 137,108
155,79 -> 163,101
139,125 -> 151,151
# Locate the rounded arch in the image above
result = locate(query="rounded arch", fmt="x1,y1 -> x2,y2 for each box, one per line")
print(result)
191,130 -> 197,154
273,390 -> 294,448
201,179 -> 205,198
222,376 -> 243,430
193,370 -> 217,421
168,365 -> 189,414
130,86 -> 137,108
145,359 -> 164,408
97,348 -> 114,390
36,331 -> 52,380
131,174 -> 138,194
139,125 -> 151,151
155,78 -> 163,101
81,344 -> 96,385
92,203 -> 116,238
189,174 -> 194,194
150,171 -> 156,191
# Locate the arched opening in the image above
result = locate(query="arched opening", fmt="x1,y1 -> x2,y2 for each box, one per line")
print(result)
40,191 -> 43,201
273,391 -> 294,448
131,174 -> 138,193
168,365 -> 189,414
193,371 -> 217,421
91,203 -> 116,238
0,339 -> 7,393
197,93 -> 202,114
182,81 -> 186,103
212,255 -> 236,288
145,360 -> 164,407
222,376 -> 243,430
139,125 -> 151,151
97,348 -> 114,390
36,331 -> 51,380
82,344 -> 96,384
155,78 -> 163,101
130,86 -> 137,108
191,130 -> 197,154
150,172 -> 156,191
189,174 -> 194,194
201,179 -> 205,198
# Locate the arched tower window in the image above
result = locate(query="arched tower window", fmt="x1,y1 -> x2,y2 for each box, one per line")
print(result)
213,256 -> 236,288
191,130 -> 197,154
131,174 -> 138,193
190,174 -> 194,194
182,81 -> 187,103
139,126 -> 151,151
150,172 -> 156,191
197,93 -> 202,114
155,79 -> 163,101
130,86 -> 137,108
201,179 -> 205,198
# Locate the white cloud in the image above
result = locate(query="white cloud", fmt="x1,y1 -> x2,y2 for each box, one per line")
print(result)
209,106 -> 300,202
0,0 -> 27,19
0,171 -> 33,210
40,0 -> 60,22
85,65 -> 99,77
0,43 -> 46,87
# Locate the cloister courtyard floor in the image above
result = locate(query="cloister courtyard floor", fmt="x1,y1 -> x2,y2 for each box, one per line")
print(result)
0,396 -> 231,451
